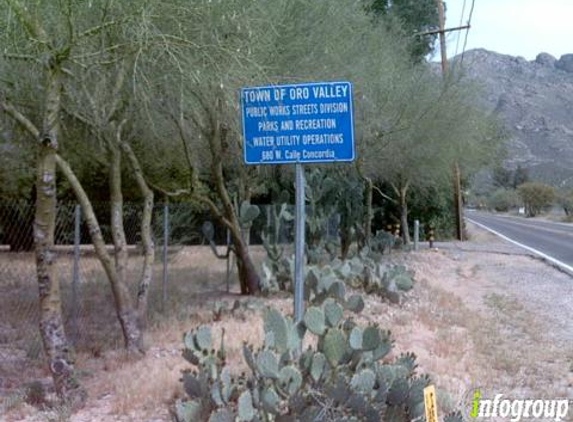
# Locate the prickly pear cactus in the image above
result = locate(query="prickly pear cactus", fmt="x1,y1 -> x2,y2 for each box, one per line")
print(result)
239,201 -> 260,228
259,244 -> 416,305
176,267 -> 445,422
212,299 -> 254,321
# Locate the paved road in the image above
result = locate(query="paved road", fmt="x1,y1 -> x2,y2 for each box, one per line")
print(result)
466,211 -> 573,271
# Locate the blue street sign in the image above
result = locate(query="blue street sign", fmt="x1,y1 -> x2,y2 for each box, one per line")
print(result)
241,81 -> 355,165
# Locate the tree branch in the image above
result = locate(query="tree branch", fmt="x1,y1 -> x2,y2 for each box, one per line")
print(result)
78,18 -> 131,39
5,0 -> 51,47
147,181 -> 233,230
2,52 -> 43,64
170,112 -> 199,190
0,96 -> 40,138
373,185 -> 397,204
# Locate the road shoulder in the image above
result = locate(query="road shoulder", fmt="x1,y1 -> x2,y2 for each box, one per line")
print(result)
388,223 -> 573,413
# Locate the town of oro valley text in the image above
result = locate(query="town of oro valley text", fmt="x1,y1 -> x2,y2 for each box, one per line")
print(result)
242,82 -> 354,164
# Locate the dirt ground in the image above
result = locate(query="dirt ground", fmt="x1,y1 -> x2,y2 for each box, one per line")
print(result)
1,223 -> 572,421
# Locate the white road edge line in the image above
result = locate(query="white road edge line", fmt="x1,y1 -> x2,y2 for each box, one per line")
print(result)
466,217 -> 573,275
480,213 -> 573,229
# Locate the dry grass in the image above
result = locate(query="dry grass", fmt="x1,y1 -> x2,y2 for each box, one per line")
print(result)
405,239 -> 573,406
2,241 -> 572,421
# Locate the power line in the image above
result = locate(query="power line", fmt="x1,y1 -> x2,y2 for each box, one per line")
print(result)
460,0 -> 476,65
454,0 -> 468,58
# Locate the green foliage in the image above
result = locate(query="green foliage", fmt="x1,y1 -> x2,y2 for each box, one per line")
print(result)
260,201 -> 294,293
0,127 -> 35,201
176,268 -> 436,422
492,166 -> 514,189
492,165 -> 530,190
513,165 -> 530,188
366,0 -> 439,61
1,0 -> 502,259
305,169 -> 339,252
337,171 -> 366,258
557,189 -> 573,216
517,182 -> 556,217
487,188 -> 520,212
370,230 -> 397,254
165,205 -> 203,245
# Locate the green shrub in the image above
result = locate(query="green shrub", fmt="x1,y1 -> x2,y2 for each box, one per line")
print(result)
517,182 -> 555,217
487,188 -> 520,212
557,189 -> 573,216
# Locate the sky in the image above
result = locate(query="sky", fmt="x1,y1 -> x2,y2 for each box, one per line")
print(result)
440,0 -> 573,60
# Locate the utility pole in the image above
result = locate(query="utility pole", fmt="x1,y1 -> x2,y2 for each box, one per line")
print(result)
436,0 -> 449,74
434,0 -> 465,241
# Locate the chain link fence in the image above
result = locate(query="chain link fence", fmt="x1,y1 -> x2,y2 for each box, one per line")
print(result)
0,199 -> 415,399
0,201 -> 292,397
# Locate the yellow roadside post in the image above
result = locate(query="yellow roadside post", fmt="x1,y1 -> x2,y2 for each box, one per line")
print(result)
424,385 -> 439,422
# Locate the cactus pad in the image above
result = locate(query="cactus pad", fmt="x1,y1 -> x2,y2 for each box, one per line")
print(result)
238,390 -> 255,421
310,352 -> 327,382
322,328 -> 347,366
195,326 -> 212,351
362,326 -> 381,351
279,365 -> 303,395
351,368 -> 376,394
303,306 -> 326,335
256,350 -> 279,379
324,299 -> 344,327
264,307 -> 289,353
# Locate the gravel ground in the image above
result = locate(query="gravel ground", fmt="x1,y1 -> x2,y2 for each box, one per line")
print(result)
409,222 -> 573,415
436,223 -> 573,345
2,223 -> 572,421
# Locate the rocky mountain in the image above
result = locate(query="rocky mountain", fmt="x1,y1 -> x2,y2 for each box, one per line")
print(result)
451,49 -> 573,187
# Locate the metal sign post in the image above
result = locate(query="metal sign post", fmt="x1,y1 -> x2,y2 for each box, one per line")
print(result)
294,163 -> 306,322
241,81 -> 355,322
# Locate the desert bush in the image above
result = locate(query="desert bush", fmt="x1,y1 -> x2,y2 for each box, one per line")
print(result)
487,188 -> 520,212
517,182 -> 555,217
557,189 -> 573,216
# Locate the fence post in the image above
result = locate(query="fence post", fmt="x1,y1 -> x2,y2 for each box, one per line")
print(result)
414,220 -> 419,251
162,203 -> 169,312
226,228 -> 231,293
71,204 -> 81,345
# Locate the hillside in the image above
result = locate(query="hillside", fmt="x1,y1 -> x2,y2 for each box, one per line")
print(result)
452,49 -> 573,187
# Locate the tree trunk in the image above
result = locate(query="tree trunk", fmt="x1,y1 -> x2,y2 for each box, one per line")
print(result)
119,139 -> 155,328
340,227 -> 352,260
109,144 -> 144,354
209,121 -> 260,295
55,156 -> 142,354
339,206 -> 352,260
231,229 -> 260,295
35,68 -> 86,407
399,186 -> 410,245
135,191 -> 154,326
